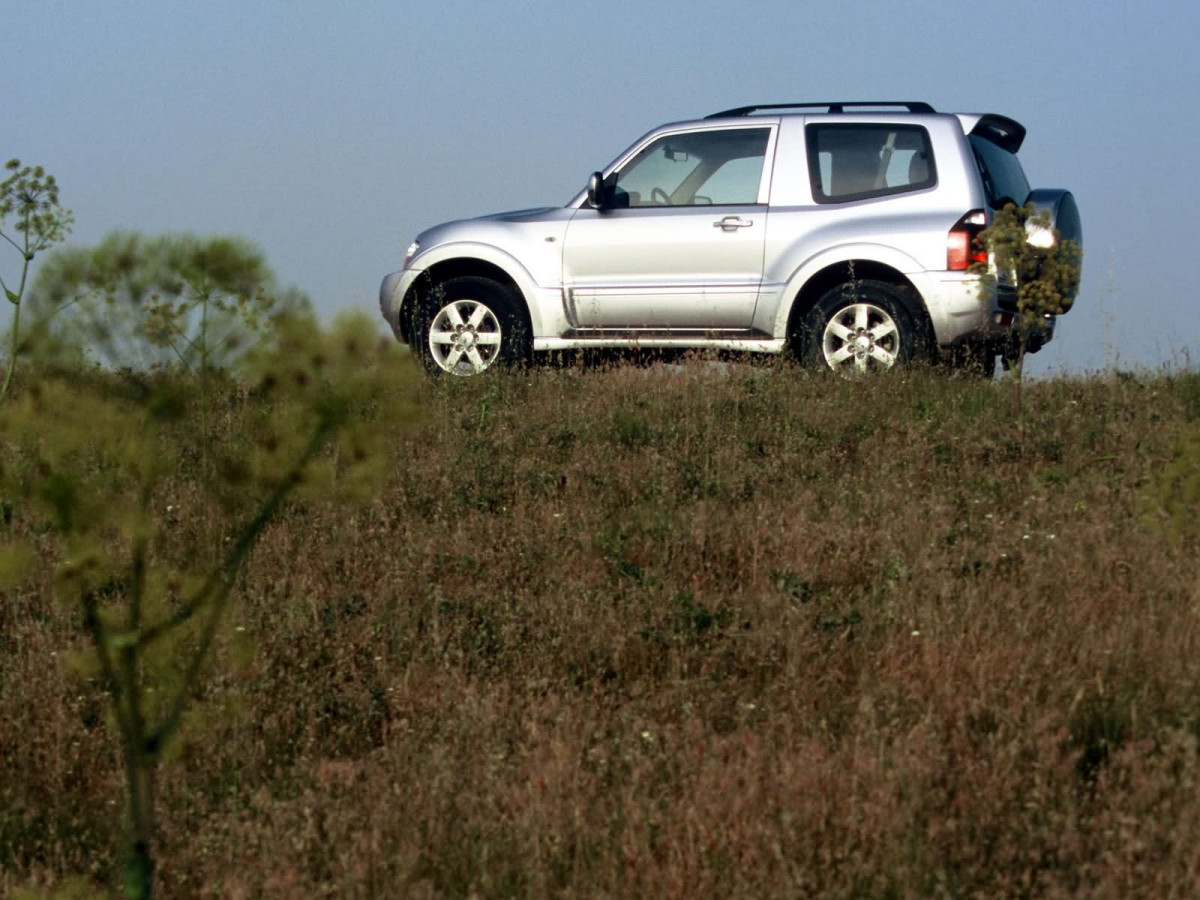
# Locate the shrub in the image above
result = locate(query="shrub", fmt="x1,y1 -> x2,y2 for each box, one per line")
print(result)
0,313 -> 419,898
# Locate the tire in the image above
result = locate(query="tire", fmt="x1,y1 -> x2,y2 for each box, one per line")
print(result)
414,276 -> 528,376
801,279 -> 929,375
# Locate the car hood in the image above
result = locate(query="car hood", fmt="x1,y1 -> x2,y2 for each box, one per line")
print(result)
421,207 -> 564,237
412,205 -> 576,256
475,206 -> 561,222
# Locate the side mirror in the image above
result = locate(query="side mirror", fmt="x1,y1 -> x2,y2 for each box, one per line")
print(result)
587,171 -> 607,210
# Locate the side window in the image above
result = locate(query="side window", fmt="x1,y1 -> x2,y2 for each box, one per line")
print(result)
694,156 -> 765,205
613,127 -> 770,207
807,124 -> 935,203
614,143 -> 697,204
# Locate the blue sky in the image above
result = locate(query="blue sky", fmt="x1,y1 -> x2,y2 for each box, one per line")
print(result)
4,0 -> 1197,374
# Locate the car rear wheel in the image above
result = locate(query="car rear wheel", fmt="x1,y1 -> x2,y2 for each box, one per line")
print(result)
802,279 -> 928,375
415,276 -> 528,376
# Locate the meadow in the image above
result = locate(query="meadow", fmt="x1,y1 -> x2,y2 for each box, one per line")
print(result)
3,357 -> 1199,897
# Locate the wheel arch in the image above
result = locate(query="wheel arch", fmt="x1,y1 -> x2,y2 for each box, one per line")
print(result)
782,258 -> 933,349
399,251 -> 535,346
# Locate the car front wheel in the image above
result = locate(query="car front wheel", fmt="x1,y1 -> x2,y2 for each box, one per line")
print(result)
802,280 -> 928,375
415,276 -> 528,376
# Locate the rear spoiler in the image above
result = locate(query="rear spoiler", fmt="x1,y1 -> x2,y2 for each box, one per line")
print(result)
956,114 -> 1027,153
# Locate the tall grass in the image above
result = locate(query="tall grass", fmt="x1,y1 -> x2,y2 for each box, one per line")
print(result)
3,359 -> 1199,897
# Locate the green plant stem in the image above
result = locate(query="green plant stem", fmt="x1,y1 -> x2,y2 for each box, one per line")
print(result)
91,491 -> 157,898
121,518 -> 155,899
82,420 -> 333,898
82,590 -> 151,898
3,295 -> 22,398
1,242 -> 31,399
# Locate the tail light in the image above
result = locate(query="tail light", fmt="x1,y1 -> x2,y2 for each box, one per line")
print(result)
947,209 -> 988,271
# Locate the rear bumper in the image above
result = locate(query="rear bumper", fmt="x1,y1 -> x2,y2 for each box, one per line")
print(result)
922,273 -> 1053,350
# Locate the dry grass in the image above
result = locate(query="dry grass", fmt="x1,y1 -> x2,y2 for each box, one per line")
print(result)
3,358 -> 1200,897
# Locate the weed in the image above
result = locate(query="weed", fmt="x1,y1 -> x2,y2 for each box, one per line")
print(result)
2,361 -> 1199,897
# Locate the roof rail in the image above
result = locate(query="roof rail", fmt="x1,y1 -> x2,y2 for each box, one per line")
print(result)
706,101 -> 936,119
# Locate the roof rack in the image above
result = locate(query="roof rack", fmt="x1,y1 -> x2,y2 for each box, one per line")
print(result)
706,101 -> 936,119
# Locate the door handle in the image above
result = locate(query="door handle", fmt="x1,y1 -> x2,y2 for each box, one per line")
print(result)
713,216 -> 753,231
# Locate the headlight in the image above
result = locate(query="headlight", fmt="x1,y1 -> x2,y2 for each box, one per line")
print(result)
402,240 -> 420,268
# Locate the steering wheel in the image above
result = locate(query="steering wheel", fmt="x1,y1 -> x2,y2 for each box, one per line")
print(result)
651,187 -> 671,206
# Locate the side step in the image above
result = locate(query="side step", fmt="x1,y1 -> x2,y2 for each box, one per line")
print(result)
535,329 -> 785,353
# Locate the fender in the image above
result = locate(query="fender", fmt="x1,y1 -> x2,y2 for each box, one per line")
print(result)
404,241 -> 551,337
762,242 -> 929,338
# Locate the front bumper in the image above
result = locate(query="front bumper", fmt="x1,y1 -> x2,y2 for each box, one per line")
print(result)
379,268 -> 422,343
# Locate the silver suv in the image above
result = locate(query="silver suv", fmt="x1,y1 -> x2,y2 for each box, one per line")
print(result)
380,101 -> 1081,376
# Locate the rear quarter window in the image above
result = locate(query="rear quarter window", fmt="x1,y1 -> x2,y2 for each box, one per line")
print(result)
807,124 -> 936,203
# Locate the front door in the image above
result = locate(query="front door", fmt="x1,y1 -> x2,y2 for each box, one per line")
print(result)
563,126 -> 773,331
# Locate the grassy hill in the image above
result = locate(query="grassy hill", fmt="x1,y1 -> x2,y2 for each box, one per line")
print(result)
3,359 -> 1199,897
